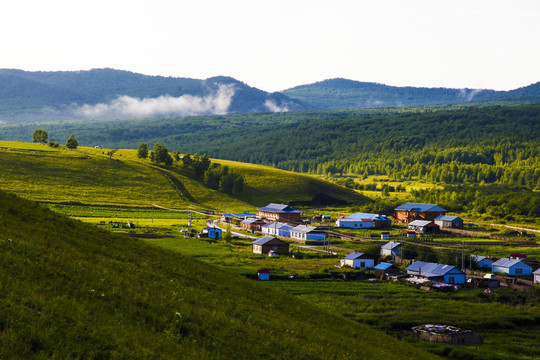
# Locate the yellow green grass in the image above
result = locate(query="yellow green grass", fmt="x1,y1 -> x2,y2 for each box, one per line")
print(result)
0,141 -> 365,211
215,158 -> 368,205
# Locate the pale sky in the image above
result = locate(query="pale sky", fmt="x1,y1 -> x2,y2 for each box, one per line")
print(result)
1,0 -> 539,92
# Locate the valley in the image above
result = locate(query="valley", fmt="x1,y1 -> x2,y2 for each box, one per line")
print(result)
0,139 -> 538,359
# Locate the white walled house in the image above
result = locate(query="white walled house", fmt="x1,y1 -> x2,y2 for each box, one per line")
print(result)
534,268 -> 540,284
261,222 -> 294,237
290,225 -> 327,242
380,241 -> 401,257
340,252 -> 374,269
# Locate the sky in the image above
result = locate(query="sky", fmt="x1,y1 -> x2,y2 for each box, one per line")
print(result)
1,0 -> 540,93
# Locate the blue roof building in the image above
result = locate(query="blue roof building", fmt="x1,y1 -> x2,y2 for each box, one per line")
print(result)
434,215 -> 464,229
335,213 -> 391,229
406,261 -> 466,284
381,241 -> 401,257
395,203 -> 447,224
491,258 -> 532,276
290,225 -> 326,242
261,222 -> 294,237
257,203 -> 302,224
470,255 -> 495,270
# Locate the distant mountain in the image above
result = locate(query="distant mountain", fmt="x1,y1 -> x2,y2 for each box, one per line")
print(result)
0,68 -> 305,123
1,68 -> 539,123
282,78 -> 540,109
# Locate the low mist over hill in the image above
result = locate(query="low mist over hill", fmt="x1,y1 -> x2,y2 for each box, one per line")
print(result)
1,68 -> 539,123
0,69 -> 304,123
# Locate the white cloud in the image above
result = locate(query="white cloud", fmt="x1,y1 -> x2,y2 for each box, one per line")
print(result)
74,84 -> 235,118
264,99 -> 290,113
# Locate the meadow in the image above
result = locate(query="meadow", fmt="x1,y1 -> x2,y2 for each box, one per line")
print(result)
1,189 -> 444,359
272,280 -> 540,360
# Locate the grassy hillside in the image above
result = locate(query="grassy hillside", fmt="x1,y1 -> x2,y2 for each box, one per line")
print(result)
0,189 -> 439,359
0,141 -> 366,209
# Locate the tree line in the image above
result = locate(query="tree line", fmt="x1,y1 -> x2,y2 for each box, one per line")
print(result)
137,142 -> 244,196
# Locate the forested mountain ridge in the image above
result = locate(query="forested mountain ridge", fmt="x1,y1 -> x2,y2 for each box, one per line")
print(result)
281,78 -> 540,109
0,68 -> 304,122
1,68 -> 539,123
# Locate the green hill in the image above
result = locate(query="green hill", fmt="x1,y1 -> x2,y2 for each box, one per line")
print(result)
0,189 -> 439,359
0,141 -> 367,209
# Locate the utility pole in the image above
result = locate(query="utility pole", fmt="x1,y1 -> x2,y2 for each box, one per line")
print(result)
188,204 -> 192,230
461,241 -> 465,272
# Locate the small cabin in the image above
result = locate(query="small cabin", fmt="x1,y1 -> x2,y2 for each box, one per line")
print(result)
340,252 -> 374,269
252,236 -> 290,255
199,227 -> 222,239
258,269 -> 270,281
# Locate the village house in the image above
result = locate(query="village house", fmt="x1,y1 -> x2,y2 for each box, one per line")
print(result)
407,220 -> 440,234
240,218 -> 266,232
406,261 -> 466,284
198,226 -> 222,239
434,215 -> 464,229
220,212 -> 256,224
534,268 -> 540,284
257,269 -> 270,281
394,203 -> 447,224
252,236 -> 290,255
339,252 -> 374,269
491,258 -> 532,276
380,241 -> 401,258
257,203 -> 302,224
373,262 -> 401,279
261,222 -> 294,237
470,255 -> 495,270
335,213 -> 391,229
289,225 -> 327,242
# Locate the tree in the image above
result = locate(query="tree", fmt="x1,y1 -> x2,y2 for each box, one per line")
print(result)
153,142 -> 172,166
66,134 -> 78,149
32,129 -> 48,143
137,143 -> 148,159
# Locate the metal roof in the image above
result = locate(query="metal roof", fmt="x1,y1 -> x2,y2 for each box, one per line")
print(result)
338,218 -> 373,223
408,220 -> 433,227
374,262 -> 394,270
492,258 -> 528,269
257,203 -> 301,213
407,261 -> 460,277
291,225 -> 319,233
346,213 -> 390,221
241,218 -> 264,224
435,215 -> 463,221
252,236 -> 278,245
262,222 -> 293,229
395,203 -> 447,212
343,252 -> 366,260
381,241 -> 401,250
470,255 -> 493,263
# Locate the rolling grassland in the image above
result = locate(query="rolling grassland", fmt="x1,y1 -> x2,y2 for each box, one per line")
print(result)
0,189 -> 440,359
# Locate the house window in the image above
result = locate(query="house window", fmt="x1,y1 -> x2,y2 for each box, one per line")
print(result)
360,262 -> 365,268
516,268 -> 522,274
448,276 -> 454,284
